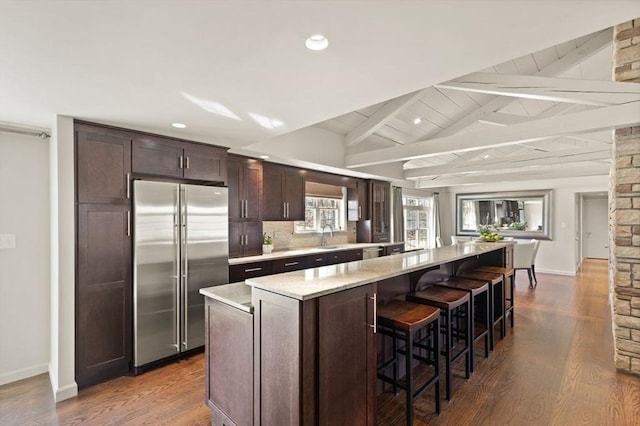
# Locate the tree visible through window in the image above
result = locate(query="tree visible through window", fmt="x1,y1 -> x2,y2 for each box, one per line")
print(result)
403,195 -> 434,250
295,196 -> 344,233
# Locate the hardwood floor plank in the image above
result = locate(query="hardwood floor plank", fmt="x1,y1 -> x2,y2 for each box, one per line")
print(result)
1,260 -> 639,425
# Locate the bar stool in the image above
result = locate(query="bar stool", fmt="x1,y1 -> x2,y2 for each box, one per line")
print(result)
457,270 -> 505,351
475,266 -> 515,328
433,277 -> 490,372
377,300 -> 441,425
406,286 -> 471,401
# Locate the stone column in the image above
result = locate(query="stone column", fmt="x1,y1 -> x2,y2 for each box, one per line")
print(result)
611,18 -> 640,375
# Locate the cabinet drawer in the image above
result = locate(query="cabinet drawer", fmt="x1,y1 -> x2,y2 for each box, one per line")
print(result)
272,258 -> 305,274
305,254 -> 328,268
328,249 -> 363,265
384,244 -> 404,256
229,262 -> 272,282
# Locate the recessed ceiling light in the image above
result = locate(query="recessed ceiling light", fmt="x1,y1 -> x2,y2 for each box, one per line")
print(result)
413,117 -> 421,125
483,154 -> 491,159
305,34 -> 329,51
172,122 -> 186,129
259,155 -> 270,160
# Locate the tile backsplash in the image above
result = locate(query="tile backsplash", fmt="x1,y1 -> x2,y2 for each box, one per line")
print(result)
263,221 -> 357,252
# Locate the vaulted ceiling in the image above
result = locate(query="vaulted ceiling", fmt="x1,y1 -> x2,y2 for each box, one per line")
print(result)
1,1 -> 639,187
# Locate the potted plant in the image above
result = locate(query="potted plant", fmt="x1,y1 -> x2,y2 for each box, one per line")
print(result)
262,233 -> 274,254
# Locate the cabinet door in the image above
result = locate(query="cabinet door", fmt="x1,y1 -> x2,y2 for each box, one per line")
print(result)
228,222 -> 244,258
243,221 -> 263,257
132,138 -> 183,178
371,181 -> 390,243
262,165 -> 285,220
76,131 -> 131,204
357,180 -> 369,220
76,204 -> 132,388
318,284 -> 376,425
272,257 -> 305,274
244,159 -> 263,221
227,158 -> 243,221
284,168 -> 305,221
305,253 -> 328,268
183,144 -> 227,183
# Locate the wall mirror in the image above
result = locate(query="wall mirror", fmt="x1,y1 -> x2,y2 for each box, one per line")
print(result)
456,190 -> 552,240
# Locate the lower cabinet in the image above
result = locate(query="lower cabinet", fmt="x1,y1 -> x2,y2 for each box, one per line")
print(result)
252,284 -> 377,425
76,204 -> 132,388
229,261 -> 272,282
384,243 -> 405,256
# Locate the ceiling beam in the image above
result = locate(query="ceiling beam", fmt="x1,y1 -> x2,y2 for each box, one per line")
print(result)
477,112 -> 529,126
429,28 -> 613,138
344,89 -> 427,147
404,149 -> 610,179
435,72 -> 640,106
346,101 -> 640,168
415,164 -> 611,188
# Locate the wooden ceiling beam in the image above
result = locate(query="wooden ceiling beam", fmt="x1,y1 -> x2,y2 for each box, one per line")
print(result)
345,101 -> 640,168
435,72 -> 640,106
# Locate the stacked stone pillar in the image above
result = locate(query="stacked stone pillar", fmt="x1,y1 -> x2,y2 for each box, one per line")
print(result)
611,18 -> 640,375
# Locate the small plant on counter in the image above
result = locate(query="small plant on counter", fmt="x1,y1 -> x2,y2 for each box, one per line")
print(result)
510,221 -> 527,230
263,233 -> 273,245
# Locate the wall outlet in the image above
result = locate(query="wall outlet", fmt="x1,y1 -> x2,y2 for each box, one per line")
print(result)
0,233 -> 16,249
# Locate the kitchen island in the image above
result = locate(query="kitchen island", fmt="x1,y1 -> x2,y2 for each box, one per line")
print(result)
201,242 -> 512,426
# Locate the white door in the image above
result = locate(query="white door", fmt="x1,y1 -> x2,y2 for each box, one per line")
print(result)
583,197 -> 608,259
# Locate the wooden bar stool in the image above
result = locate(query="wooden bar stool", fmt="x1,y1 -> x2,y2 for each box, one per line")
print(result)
406,286 -> 471,401
433,277 -> 490,372
377,300 -> 441,425
475,266 -> 515,328
456,270 -> 505,351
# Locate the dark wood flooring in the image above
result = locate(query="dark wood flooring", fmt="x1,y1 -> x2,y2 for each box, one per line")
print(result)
1,259 -> 639,425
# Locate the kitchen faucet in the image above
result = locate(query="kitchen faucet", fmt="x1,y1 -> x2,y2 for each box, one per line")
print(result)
320,224 -> 334,246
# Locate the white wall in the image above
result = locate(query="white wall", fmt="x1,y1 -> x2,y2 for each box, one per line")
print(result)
49,115 -> 77,401
0,131 -> 50,385
441,174 -> 608,275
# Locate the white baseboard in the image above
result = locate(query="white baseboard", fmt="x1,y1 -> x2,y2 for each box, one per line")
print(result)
0,363 -> 49,386
54,382 -> 78,402
534,268 -> 576,276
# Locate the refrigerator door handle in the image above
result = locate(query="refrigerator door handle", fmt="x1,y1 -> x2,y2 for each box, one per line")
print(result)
175,276 -> 181,350
181,187 -> 188,350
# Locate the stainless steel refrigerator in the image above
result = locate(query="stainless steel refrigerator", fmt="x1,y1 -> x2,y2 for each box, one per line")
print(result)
133,180 -> 228,369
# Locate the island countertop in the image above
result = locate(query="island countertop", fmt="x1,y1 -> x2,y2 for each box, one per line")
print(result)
245,242 -> 511,300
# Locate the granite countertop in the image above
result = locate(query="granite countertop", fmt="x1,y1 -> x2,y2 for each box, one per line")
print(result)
228,242 -> 404,265
245,242 -> 510,301
200,282 -> 253,313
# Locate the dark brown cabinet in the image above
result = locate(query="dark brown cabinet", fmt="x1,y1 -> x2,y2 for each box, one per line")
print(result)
228,155 -> 262,221
262,163 -> 305,221
327,248 -> 363,265
229,221 -> 263,259
75,122 -> 133,389
229,260 -> 273,282
348,179 -> 369,221
371,180 -> 391,243
251,283 -> 376,424
384,243 -> 404,256
318,284 -> 376,425
132,137 -> 227,183
76,203 -> 132,388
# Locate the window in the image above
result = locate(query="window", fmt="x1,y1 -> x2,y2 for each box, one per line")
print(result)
403,194 -> 435,250
294,196 -> 345,233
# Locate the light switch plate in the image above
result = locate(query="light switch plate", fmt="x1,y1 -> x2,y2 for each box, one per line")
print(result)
0,233 -> 16,249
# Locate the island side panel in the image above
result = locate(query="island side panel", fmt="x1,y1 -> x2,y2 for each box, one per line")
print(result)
205,298 -> 253,426
253,288 -> 318,426
318,283 -> 377,426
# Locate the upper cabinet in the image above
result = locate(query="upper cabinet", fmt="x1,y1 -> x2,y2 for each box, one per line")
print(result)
132,137 -> 227,183
371,180 -> 390,243
76,128 -> 131,204
228,155 -> 263,221
347,178 -> 369,221
262,163 -> 305,221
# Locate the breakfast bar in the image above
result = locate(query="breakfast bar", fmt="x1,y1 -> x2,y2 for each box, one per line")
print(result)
201,242 -> 513,426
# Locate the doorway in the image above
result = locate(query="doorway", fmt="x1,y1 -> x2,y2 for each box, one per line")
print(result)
582,195 -> 608,260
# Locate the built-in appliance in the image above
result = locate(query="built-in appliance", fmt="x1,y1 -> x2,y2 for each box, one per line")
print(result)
363,246 -> 383,259
133,180 -> 228,371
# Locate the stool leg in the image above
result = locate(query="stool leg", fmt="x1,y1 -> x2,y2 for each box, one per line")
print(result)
488,283 -> 495,351
483,290 -> 490,358
500,280 -> 506,338
393,329 -> 398,395
406,330 -> 413,426
445,309 -> 452,401
509,275 -> 515,328
468,294 -> 475,373
465,300 -> 471,380
433,319 -> 441,414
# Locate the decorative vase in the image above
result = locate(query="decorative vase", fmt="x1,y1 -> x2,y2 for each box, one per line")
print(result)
263,244 -> 273,254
